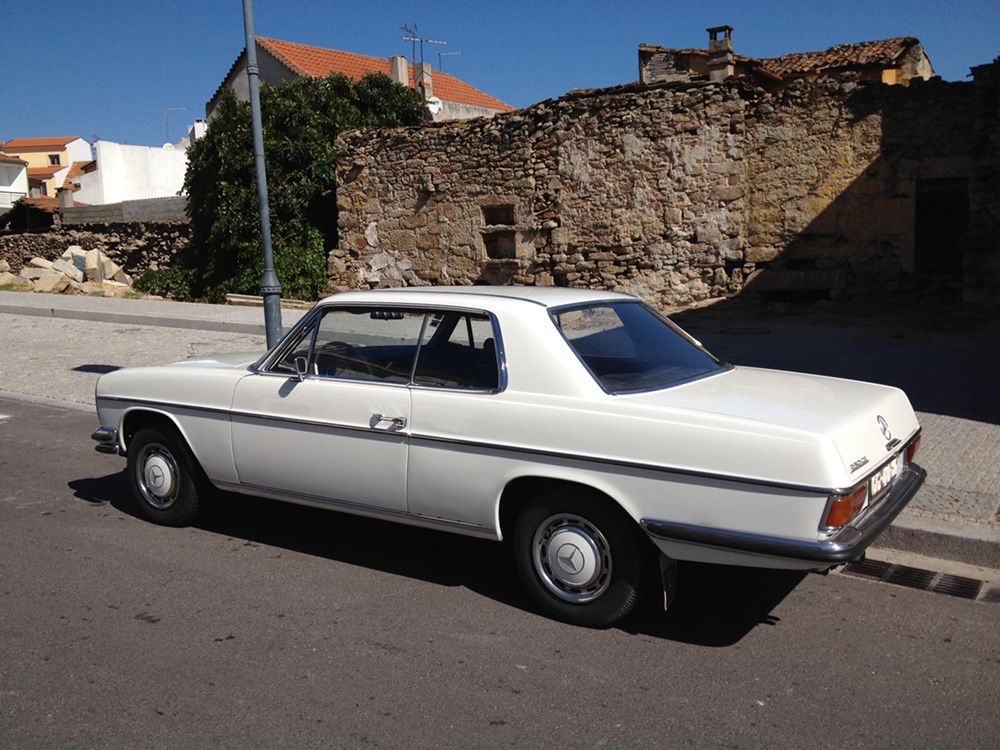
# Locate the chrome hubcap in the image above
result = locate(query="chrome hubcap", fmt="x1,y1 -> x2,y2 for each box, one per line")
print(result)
532,513 -> 612,604
136,443 -> 179,510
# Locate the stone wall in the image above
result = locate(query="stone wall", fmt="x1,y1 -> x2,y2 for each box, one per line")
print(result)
336,62 -> 1000,309
336,80 -> 753,308
0,223 -> 189,277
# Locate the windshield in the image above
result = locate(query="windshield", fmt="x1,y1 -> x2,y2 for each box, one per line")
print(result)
552,301 -> 725,393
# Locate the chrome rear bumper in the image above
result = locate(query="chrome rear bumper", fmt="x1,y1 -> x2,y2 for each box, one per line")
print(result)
91,427 -> 120,455
641,463 -> 927,567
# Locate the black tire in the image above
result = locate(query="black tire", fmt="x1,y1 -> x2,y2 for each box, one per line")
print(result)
512,491 -> 647,628
126,425 -> 204,526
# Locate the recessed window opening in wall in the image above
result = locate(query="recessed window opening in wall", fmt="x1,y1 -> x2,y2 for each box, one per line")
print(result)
482,204 -> 515,226
484,230 -> 516,260
914,177 -> 969,276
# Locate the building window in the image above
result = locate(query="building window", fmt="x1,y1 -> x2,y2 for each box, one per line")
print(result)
481,203 -> 517,260
482,204 -> 515,226
48,154 -> 61,166
483,230 -> 516,260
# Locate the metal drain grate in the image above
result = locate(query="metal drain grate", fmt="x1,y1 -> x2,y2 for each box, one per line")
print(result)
842,559 -> 984,600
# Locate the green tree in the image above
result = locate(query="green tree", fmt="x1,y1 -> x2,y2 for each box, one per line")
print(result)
138,73 -> 424,302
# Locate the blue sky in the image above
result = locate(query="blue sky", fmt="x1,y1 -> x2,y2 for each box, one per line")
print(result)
4,1 -> 998,147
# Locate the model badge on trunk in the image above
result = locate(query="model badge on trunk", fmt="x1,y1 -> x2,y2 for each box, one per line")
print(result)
850,456 -> 870,473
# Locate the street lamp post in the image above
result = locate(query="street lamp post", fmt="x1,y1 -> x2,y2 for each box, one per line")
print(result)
241,0 -> 283,348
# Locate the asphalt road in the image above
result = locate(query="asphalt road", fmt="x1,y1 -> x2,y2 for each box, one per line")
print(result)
1,397 -> 998,749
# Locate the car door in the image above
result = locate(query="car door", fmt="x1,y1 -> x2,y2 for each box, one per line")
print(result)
230,306 -> 425,512
406,310 -> 507,530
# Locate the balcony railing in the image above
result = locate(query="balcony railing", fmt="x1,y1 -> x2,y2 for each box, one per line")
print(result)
0,190 -> 27,209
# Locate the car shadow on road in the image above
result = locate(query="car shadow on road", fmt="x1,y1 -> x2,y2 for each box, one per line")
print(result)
624,563 -> 806,646
68,471 -> 806,646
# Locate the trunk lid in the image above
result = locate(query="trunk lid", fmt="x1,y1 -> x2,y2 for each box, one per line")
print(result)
621,366 -> 920,482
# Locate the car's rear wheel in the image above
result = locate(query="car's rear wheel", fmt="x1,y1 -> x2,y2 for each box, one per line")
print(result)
512,492 -> 647,628
126,426 -> 203,526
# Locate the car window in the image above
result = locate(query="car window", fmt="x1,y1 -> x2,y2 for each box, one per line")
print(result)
553,302 -> 724,393
413,311 -> 499,390
275,308 -> 425,384
272,319 -> 318,375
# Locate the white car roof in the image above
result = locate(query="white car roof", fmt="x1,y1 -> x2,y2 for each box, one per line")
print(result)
318,285 -> 636,310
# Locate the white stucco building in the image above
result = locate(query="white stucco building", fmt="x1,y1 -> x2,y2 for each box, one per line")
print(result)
0,155 -> 29,209
73,141 -> 188,205
0,136 -> 92,197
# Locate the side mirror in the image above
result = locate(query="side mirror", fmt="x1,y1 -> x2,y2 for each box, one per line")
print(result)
294,356 -> 309,382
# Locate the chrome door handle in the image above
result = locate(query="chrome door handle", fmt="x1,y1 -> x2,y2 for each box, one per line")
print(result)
372,413 -> 407,429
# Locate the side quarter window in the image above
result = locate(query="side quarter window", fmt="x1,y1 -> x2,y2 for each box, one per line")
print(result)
413,312 -> 499,390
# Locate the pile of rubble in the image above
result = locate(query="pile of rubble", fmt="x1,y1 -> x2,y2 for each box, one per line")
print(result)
0,245 -> 137,297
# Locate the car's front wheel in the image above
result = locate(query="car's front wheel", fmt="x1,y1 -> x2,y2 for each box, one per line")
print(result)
512,492 -> 647,628
126,425 -> 203,526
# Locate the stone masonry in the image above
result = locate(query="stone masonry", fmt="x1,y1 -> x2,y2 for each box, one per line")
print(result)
335,59 -> 1000,310
0,223 -> 189,280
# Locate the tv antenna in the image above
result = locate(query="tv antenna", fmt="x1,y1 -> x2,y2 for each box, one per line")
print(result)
438,50 -> 462,71
401,23 -> 447,67
165,107 -> 188,145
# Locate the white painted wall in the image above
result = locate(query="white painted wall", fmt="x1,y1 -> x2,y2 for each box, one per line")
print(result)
0,162 -> 29,208
73,141 -> 188,205
65,138 -> 93,164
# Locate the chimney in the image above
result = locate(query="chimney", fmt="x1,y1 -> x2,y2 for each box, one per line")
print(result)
415,61 -> 433,100
706,25 -> 735,82
56,186 -> 74,209
188,119 -> 207,143
389,55 -> 408,86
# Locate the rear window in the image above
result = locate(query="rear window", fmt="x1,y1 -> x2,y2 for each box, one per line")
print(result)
553,302 -> 725,393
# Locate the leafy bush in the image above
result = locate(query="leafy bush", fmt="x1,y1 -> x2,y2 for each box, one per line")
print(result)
177,73 -> 424,302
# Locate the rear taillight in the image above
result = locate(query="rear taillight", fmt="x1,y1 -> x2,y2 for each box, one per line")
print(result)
905,435 -> 922,464
823,484 -> 868,529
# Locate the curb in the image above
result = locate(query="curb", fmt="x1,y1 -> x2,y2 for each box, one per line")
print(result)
0,300 -> 268,336
871,513 -> 1000,569
0,389 -> 95,414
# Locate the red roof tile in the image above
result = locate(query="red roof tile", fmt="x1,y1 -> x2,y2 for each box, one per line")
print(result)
0,155 -> 28,165
21,196 -> 60,213
756,37 -> 920,76
257,37 -> 514,112
641,37 -> 925,82
1,136 -> 82,151
28,166 -> 64,179
63,160 -> 93,190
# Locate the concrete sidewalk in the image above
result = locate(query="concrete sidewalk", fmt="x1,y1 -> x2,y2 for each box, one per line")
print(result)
1,289 -> 997,568
0,289 -> 308,336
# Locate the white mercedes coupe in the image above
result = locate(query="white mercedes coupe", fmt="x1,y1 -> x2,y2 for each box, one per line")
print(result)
92,287 -> 925,627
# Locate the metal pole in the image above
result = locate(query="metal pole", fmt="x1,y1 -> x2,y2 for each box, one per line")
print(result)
242,0 -> 283,348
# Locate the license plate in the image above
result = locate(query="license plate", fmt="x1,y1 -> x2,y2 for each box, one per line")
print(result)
869,454 -> 902,499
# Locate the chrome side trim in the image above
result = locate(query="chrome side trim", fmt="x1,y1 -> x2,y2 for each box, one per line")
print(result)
641,463 -> 926,565
215,480 -> 498,540
90,426 -> 119,454
98,396 -> 232,417
95,395 -> 918,497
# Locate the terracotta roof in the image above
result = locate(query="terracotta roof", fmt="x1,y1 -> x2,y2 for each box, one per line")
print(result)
641,37 -> 924,82
757,37 -> 921,76
61,160 -> 93,191
1,136 -> 81,151
21,196 -> 60,213
639,44 -> 759,66
0,155 -> 28,165
256,37 -> 514,112
28,166 -> 63,179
